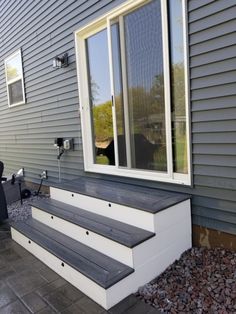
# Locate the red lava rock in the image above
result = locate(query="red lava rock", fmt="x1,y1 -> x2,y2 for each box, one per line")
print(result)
136,247 -> 236,313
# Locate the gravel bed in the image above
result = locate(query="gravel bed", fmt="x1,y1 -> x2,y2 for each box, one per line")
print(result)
7,194 -> 49,222
136,247 -> 236,313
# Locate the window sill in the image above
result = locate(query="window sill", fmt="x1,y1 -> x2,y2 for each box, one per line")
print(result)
8,101 -> 26,108
84,164 -> 191,186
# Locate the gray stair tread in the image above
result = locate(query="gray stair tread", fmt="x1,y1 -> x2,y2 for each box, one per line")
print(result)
52,176 -> 190,214
11,218 -> 134,289
31,198 -> 155,248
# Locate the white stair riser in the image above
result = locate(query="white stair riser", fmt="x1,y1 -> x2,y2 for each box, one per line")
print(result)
131,200 -> 191,268
32,207 -> 134,267
11,228 -> 107,309
133,216 -> 191,268
50,187 -> 154,232
11,225 -> 191,310
154,199 -> 191,233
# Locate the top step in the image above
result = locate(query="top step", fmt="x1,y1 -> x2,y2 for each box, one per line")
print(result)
51,176 -> 190,214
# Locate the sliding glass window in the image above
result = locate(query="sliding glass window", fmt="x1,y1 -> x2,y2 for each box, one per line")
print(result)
76,0 -> 190,184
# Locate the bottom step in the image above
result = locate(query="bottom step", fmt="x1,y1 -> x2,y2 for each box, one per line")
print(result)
11,219 -> 190,309
11,219 -> 134,309
11,219 -> 133,288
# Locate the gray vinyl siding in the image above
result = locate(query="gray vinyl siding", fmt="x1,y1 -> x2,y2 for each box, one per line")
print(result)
188,0 -> 236,234
0,0 -> 114,182
0,0 -> 236,235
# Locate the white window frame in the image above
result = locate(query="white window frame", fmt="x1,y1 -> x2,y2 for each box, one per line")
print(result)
75,0 -> 191,185
5,49 -> 26,107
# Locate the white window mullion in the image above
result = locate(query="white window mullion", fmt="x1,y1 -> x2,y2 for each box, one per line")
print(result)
107,19 -> 119,168
161,0 -> 173,179
7,76 -> 22,85
76,35 -> 94,169
119,15 -> 132,169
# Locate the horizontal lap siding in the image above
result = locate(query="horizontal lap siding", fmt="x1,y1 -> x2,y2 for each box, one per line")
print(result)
0,0 -> 115,183
0,0 -> 235,235
188,0 -> 236,234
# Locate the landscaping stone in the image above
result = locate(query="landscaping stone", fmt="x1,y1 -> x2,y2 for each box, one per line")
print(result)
136,247 -> 236,313
7,194 -> 49,222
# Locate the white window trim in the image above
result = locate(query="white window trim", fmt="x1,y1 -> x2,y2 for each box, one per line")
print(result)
75,0 -> 191,186
5,49 -> 26,108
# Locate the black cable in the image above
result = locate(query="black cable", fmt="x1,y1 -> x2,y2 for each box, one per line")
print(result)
19,180 -> 23,205
36,178 -> 44,196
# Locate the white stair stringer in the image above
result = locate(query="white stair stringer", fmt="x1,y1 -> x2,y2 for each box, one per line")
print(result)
11,222 -> 191,310
133,199 -> 192,267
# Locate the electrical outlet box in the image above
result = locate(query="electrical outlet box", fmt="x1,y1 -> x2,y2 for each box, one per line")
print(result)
41,170 -> 48,179
63,138 -> 73,150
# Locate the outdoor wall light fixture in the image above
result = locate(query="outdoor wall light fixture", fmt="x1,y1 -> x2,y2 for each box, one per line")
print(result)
53,53 -> 68,68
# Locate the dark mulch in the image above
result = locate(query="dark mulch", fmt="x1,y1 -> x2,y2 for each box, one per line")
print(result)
136,247 -> 236,313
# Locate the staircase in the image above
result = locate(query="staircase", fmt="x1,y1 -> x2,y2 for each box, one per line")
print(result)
11,177 -> 192,310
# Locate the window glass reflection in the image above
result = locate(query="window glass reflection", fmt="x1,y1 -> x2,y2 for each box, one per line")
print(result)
9,80 -> 23,105
6,53 -> 22,81
168,0 -> 188,173
86,29 -> 114,165
124,0 -> 167,171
